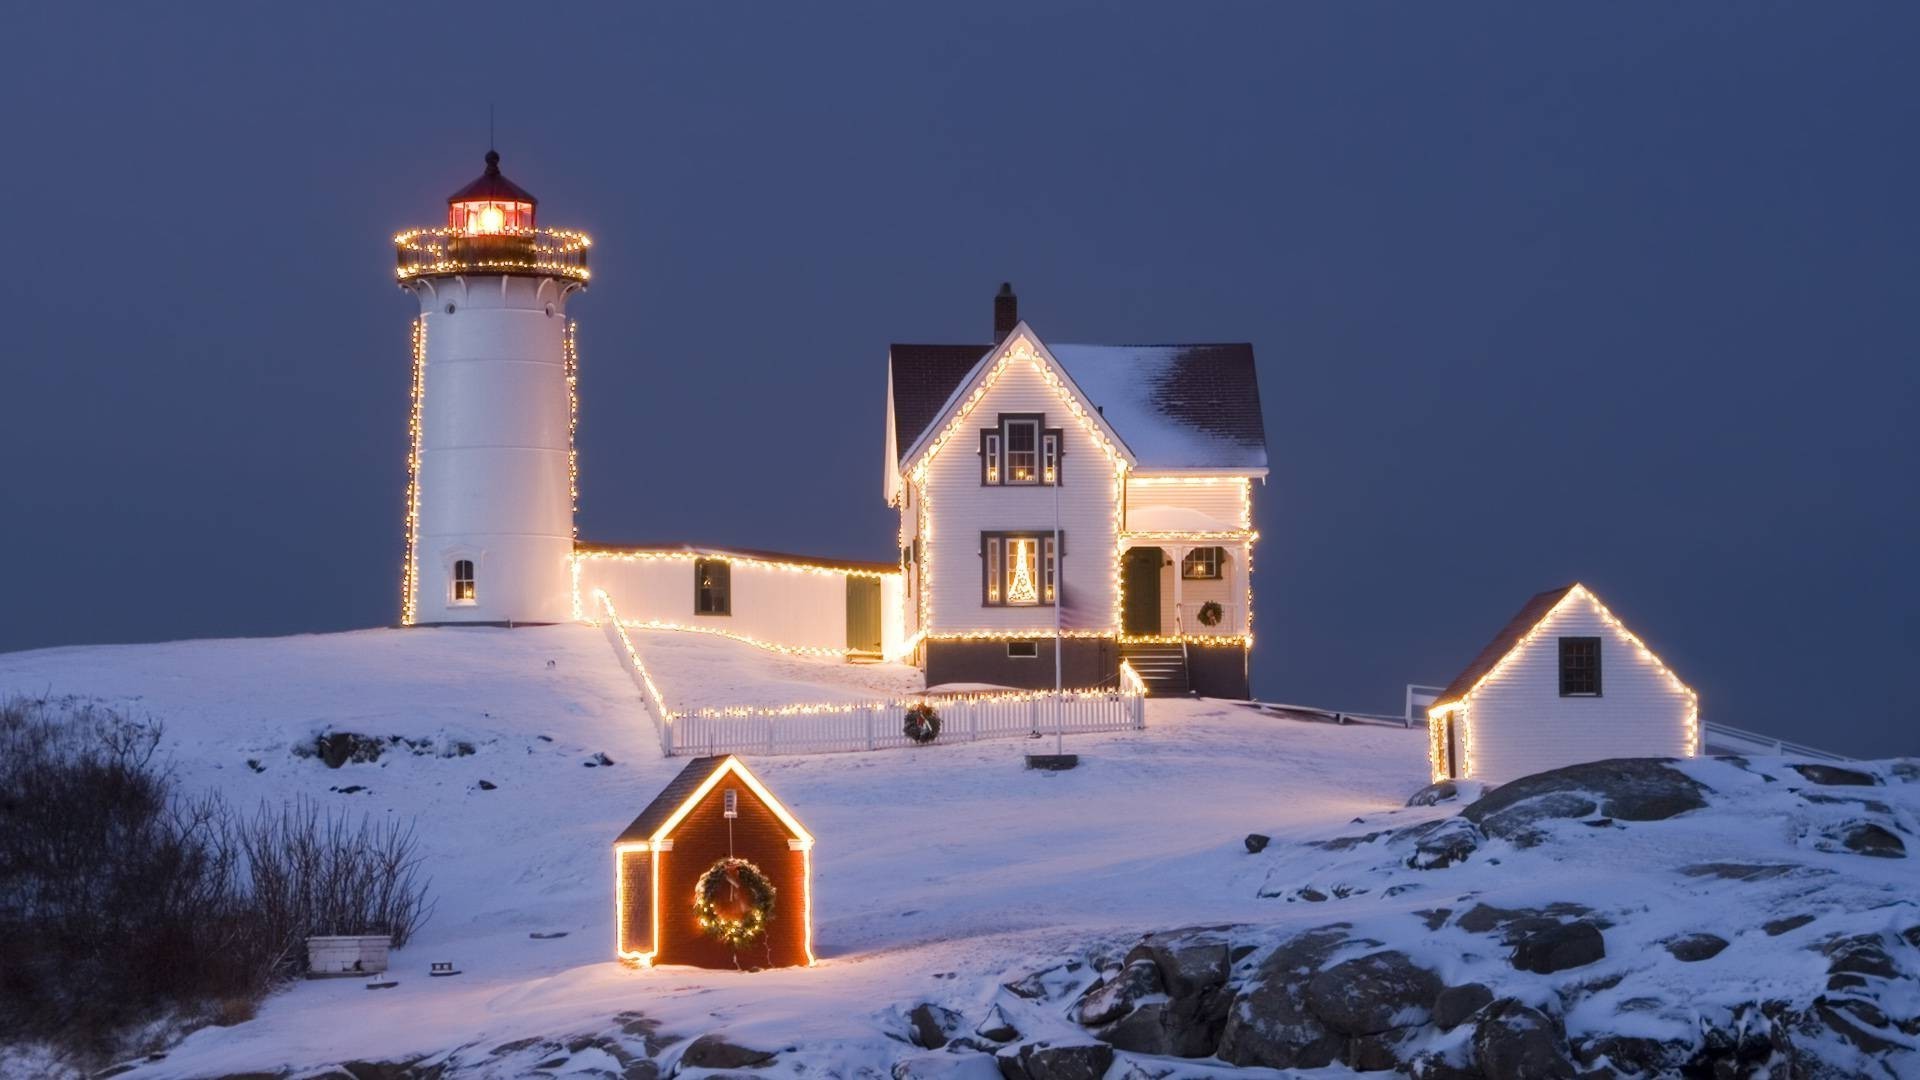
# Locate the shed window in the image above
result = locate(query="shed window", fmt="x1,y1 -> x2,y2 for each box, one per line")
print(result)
451,559 -> 476,603
695,559 -> 731,616
1181,547 -> 1224,580
981,532 -> 1060,607
1559,637 -> 1601,696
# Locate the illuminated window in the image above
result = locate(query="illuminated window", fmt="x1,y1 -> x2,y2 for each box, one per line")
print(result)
448,199 -> 535,234
981,532 -> 1060,607
695,559 -> 731,616
451,560 -> 476,603
1559,637 -> 1601,696
1181,547 -> 1224,580
981,415 -> 1061,486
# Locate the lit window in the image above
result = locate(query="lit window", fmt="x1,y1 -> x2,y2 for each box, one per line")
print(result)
1181,547 -> 1224,580
1559,637 -> 1601,696
451,559 -> 476,603
982,532 -> 1060,607
1005,420 -> 1038,484
695,559 -> 731,616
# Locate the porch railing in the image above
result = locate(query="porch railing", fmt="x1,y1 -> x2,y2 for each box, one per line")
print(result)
1174,601 -> 1247,635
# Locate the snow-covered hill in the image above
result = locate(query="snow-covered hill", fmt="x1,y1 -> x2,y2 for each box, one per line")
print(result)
3,627 -> 1914,1078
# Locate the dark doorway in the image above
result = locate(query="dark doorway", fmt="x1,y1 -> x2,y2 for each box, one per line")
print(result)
846,577 -> 882,655
1122,547 -> 1162,636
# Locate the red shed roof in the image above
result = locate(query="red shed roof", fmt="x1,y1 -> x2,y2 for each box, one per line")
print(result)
615,756 -> 811,846
1430,585 -> 1579,710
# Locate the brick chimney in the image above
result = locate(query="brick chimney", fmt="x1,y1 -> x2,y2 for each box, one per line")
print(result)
993,282 -> 1019,341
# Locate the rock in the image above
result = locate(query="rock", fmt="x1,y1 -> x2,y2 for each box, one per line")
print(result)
1510,921 -> 1605,974
1663,932 -> 1729,962
1074,959 -> 1160,1027
1303,950 -> 1441,1035
1003,963 -> 1084,1002
1406,779 -> 1460,807
893,1051 -> 1002,1080
1433,983 -> 1494,1030
1216,925 -> 1350,1070
1464,759 -> 1708,842
1680,862 -> 1799,881
974,1004 -> 1020,1043
1244,833 -> 1270,853
1788,763 -> 1878,787
1408,818 -> 1481,869
993,1041 -> 1113,1080
314,731 -> 385,768
1456,902 -> 1589,941
1404,1048 -> 1484,1080
1764,913 -> 1816,936
1094,1001 -> 1176,1056
677,1033 -> 776,1070
1296,887 -> 1328,902
477,779 -> 497,791
1840,822 -> 1906,858
1572,1033 -> 1697,1078
1472,1000 -> 1573,1080
908,1002 -> 965,1049
1347,1029 -> 1414,1072
1124,926 -> 1230,1001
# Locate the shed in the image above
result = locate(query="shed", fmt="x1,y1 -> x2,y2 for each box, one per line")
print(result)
1427,584 -> 1698,787
614,755 -> 813,969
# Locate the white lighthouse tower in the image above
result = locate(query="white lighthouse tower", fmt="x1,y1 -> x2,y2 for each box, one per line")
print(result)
393,150 -> 591,625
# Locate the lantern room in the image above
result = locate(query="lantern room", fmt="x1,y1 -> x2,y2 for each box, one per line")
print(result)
447,149 -> 536,234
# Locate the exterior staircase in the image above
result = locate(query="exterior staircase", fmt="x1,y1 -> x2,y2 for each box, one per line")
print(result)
1121,642 -> 1190,697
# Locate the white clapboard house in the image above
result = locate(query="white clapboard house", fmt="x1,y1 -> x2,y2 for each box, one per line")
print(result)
1426,584 -> 1699,786
885,286 -> 1269,696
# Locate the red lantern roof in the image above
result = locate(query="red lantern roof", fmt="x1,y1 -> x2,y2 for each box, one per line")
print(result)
448,150 -> 537,207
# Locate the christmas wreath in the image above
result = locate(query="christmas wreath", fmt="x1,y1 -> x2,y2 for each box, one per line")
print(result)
903,702 -> 942,744
693,857 -> 777,949
1198,601 -> 1224,627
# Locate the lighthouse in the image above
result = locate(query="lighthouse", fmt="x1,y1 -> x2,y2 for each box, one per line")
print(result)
393,151 -> 591,625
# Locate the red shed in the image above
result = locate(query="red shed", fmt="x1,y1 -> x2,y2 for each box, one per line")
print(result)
614,755 -> 814,969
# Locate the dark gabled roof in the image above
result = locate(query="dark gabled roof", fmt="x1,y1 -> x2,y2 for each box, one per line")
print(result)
889,344 -> 990,463
888,340 -> 1268,471
615,756 -> 730,845
448,150 -> 537,205
575,540 -> 898,575
1431,585 -> 1579,709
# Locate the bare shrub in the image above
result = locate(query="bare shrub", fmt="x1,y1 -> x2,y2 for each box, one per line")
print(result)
0,697 -> 434,1060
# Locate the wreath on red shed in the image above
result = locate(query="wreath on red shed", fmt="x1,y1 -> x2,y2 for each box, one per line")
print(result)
693,857 -> 777,948
903,702 -> 942,744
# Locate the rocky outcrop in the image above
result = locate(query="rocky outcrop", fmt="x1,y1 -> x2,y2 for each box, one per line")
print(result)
1215,926 -> 1351,1069
1463,758 -> 1708,842
993,1041 -> 1112,1080
1509,921 -> 1605,974
1471,999 -> 1573,1080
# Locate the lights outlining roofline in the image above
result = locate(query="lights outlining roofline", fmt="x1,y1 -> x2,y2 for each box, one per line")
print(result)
1425,584 -> 1699,782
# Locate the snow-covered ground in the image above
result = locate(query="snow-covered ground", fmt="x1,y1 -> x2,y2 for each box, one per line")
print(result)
6,627 -> 1911,1077
0,625 -> 1428,1076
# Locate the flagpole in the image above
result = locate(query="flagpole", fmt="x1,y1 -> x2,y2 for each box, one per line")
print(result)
1054,474 -> 1063,755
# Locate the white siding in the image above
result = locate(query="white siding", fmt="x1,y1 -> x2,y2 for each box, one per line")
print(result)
1463,592 -> 1696,786
1125,477 -> 1252,532
920,359 -> 1121,634
578,554 -> 898,654
1156,550 -> 1240,634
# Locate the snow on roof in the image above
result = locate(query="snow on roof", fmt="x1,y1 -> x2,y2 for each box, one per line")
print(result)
889,340 -> 1268,472
1049,344 -> 1267,471
1122,504 -> 1243,534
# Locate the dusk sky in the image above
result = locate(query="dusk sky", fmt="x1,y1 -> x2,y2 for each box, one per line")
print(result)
1,4 -> 1912,756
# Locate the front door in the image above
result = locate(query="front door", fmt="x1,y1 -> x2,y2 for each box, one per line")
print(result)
1122,547 -> 1162,636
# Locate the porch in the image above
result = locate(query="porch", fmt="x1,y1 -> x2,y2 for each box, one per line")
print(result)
1119,540 -> 1251,639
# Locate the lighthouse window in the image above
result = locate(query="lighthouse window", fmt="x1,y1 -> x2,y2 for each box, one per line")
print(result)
695,559 -> 731,616
451,560 -> 476,603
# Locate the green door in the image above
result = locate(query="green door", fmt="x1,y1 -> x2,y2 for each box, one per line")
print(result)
1122,547 -> 1162,636
846,577 -> 882,655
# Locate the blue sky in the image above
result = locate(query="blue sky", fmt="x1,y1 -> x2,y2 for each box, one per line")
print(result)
0,3 -> 1913,755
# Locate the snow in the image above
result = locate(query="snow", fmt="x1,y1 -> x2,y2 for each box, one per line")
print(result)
0,624 -> 1422,1074
2,626 -> 1912,1075
1051,344 -> 1267,471
628,628 -> 925,711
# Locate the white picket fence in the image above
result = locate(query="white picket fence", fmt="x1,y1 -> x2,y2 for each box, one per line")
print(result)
595,589 -> 1145,758
665,691 -> 1144,757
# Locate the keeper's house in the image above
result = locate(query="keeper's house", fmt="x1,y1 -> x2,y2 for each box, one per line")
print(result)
1427,584 -> 1699,787
887,285 -> 1269,697
614,755 -> 813,969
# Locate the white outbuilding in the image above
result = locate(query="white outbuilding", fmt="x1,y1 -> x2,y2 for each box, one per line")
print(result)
1427,584 -> 1698,787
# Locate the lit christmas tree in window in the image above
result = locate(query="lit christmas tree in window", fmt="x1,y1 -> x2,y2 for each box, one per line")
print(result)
1007,539 -> 1038,604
